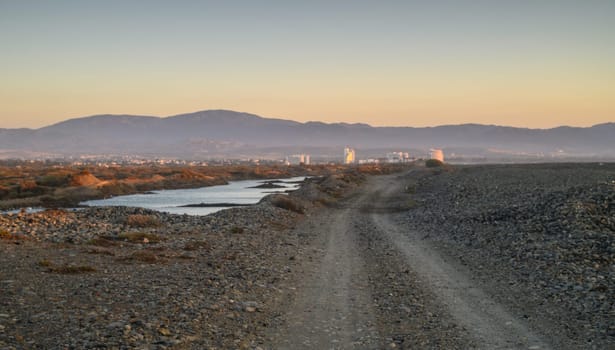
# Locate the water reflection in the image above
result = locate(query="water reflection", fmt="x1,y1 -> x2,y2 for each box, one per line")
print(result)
81,177 -> 305,215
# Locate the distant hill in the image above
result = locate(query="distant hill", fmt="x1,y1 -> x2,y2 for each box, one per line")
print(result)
0,110 -> 614,160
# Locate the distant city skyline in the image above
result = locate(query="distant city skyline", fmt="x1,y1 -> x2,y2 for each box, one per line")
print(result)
1,1 -> 614,129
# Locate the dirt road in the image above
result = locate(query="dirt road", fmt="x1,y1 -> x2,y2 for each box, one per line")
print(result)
268,172 -> 554,349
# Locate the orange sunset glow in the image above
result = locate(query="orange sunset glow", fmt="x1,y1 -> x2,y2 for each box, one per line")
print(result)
1,1 -> 613,128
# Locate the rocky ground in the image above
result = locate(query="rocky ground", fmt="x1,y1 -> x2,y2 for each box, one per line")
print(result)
0,189 -> 318,349
1,163 -> 613,349
0,171 -> 371,349
399,163 -> 615,349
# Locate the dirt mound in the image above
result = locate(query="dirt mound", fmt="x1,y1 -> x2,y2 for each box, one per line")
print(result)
69,172 -> 102,187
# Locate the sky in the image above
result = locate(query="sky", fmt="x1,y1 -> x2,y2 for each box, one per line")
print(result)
1,0 -> 614,129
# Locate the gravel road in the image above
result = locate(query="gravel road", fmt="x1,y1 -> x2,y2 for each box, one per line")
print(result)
269,174 -> 474,349
368,175 -> 550,349
267,168 -> 609,349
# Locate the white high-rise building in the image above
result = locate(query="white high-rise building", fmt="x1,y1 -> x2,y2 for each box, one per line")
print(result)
430,149 -> 444,162
344,147 -> 356,164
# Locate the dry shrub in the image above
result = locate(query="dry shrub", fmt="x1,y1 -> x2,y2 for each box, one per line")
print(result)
20,180 -> 38,191
84,247 -> 115,256
38,259 -> 52,267
339,172 -> 365,184
126,250 -> 165,263
118,232 -> 164,243
124,214 -> 161,228
316,197 -> 338,207
51,265 -> 97,274
230,226 -> 244,234
176,254 -> 196,260
270,195 -> 304,214
183,240 -> 211,251
222,252 -> 237,261
266,221 -> 290,231
88,237 -> 119,247
0,185 -> 9,198
0,230 -> 26,241
39,259 -> 96,274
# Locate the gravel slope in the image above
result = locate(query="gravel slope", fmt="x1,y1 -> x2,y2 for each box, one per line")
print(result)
398,163 -> 614,349
0,204 -> 304,349
268,172 -> 563,349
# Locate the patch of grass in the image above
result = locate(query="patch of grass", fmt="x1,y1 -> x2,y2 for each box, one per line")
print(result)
39,259 -> 97,274
124,214 -> 161,228
118,232 -> 164,243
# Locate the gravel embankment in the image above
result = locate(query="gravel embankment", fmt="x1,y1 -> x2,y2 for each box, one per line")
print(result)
0,173 -> 365,349
0,183 -> 325,349
0,205 -> 292,245
399,163 -> 615,348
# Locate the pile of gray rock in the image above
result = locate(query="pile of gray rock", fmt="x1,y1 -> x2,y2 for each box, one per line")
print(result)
402,163 -> 615,346
0,201 -> 301,244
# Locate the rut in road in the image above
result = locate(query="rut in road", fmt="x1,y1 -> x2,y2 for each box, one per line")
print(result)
269,173 -> 554,349
271,209 -> 380,349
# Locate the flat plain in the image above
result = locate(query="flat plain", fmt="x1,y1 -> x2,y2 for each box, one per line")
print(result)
1,163 -> 613,349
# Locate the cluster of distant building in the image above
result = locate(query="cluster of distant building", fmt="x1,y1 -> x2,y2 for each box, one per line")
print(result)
343,147 -> 444,165
284,154 -> 311,165
58,147 -> 445,167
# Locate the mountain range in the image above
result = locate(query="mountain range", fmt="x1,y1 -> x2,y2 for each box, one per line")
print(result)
1,110 -> 614,161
